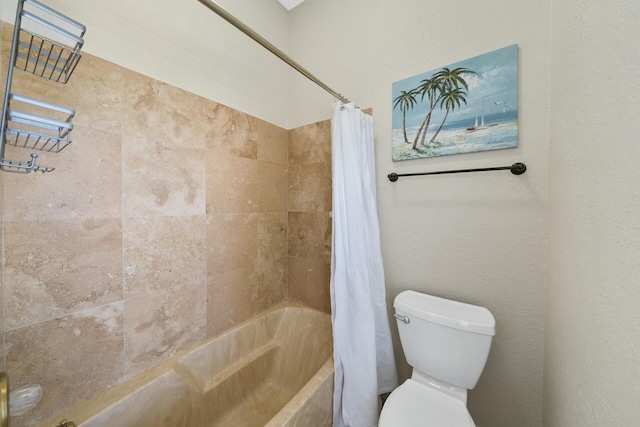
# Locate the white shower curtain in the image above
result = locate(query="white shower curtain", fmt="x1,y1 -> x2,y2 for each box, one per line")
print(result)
331,102 -> 398,427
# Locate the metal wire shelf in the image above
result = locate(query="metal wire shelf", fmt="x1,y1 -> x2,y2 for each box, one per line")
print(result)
0,0 -> 85,174
15,0 -> 85,83
4,93 -> 74,153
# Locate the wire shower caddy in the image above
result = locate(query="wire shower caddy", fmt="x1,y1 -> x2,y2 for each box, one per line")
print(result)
0,0 -> 86,174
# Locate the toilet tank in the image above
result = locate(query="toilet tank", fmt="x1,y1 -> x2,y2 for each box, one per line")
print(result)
394,290 -> 495,390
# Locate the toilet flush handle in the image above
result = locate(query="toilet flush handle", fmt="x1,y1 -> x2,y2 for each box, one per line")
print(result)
394,314 -> 410,324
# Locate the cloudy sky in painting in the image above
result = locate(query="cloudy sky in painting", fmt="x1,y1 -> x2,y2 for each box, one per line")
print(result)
392,45 -> 518,129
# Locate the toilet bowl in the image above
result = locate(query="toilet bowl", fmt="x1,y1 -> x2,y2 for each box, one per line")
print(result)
379,290 -> 495,427
379,379 -> 475,426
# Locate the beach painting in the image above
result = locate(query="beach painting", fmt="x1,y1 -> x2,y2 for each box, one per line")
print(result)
392,44 -> 518,161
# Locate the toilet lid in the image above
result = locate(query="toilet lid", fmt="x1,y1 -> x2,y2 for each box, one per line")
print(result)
379,380 -> 475,427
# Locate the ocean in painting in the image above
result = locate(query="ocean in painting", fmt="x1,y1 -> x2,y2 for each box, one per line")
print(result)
392,44 -> 518,162
392,110 -> 518,161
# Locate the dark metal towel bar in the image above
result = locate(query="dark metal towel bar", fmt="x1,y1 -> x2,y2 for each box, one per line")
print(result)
387,162 -> 526,182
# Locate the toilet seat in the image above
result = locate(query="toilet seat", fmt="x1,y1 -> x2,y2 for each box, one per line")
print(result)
379,379 -> 475,427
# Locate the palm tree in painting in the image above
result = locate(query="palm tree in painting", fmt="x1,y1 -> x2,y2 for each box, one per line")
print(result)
393,90 -> 417,143
410,67 -> 475,149
411,77 -> 440,149
429,86 -> 468,144
433,67 -> 475,93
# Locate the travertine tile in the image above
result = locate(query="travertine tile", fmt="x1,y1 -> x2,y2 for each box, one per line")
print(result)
122,137 -> 206,218
205,103 -> 258,159
121,75 -> 208,151
257,212 -> 288,263
207,213 -> 257,275
4,218 -> 123,331
288,212 -> 332,264
258,161 -> 287,212
288,120 -> 331,166
288,257 -> 331,313
6,302 -> 124,426
257,119 -> 288,165
57,54 -> 128,134
206,152 -> 259,214
123,216 -> 206,297
2,124 -> 122,222
207,266 -> 258,338
124,285 -> 207,378
1,21 -> 339,427
288,162 -> 331,212
256,213 -> 287,311
320,120 -> 332,166
257,256 -> 288,311
286,118 -> 333,316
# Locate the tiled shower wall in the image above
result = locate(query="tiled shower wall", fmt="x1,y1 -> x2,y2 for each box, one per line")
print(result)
0,24 -> 331,426
287,122 -> 332,313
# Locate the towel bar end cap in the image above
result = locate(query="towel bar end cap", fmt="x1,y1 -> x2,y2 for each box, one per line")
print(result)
511,163 -> 527,175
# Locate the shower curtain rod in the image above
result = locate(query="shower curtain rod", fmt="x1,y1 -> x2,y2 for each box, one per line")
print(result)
197,0 -> 351,104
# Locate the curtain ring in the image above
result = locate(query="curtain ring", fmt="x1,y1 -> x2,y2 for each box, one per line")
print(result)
340,106 -> 345,111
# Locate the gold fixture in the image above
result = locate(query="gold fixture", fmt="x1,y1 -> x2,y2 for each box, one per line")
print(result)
0,372 -> 8,427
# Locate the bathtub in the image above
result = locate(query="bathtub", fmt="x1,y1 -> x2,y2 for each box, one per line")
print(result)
37,304 -> 333,427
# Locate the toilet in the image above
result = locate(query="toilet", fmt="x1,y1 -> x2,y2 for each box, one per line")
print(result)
379,290 -> 496,427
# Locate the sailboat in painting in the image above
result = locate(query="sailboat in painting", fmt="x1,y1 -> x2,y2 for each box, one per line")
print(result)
466,99 -> 487,132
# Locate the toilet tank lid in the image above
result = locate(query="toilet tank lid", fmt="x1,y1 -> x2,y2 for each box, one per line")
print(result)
394,290 -> 495,336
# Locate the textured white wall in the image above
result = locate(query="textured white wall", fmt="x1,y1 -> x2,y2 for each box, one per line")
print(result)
545,0 -> 640,425
0,0 -> 293,128
288,1 -> 550,426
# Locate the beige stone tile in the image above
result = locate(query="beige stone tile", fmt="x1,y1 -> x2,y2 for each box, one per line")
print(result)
124,285 -> 206,378
257,256 -> 288,311
205,103 -> 258,159
4,218 -> 123,331
206,152 -> 259,214
0,23 -> 345,427
123,216 -> 206,298
288,162 -> 331,212
288,212 -> 332,264
288,257 -> 331,313
120,75 -> 208,151
321,120 -> 332,168
207,266 -> 258,338
288,120 -> 331,166
55,53 -> 128,134
257,119 -> 288,165
258,161 -> 287,212
258,212 -> 288,263
122,137 -> 206,218
207,213 -> 257,275
2,124 -> 122,222
6,302 -> 124,426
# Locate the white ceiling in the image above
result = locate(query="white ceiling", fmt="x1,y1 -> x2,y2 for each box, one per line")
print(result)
278,0 -> 305,11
